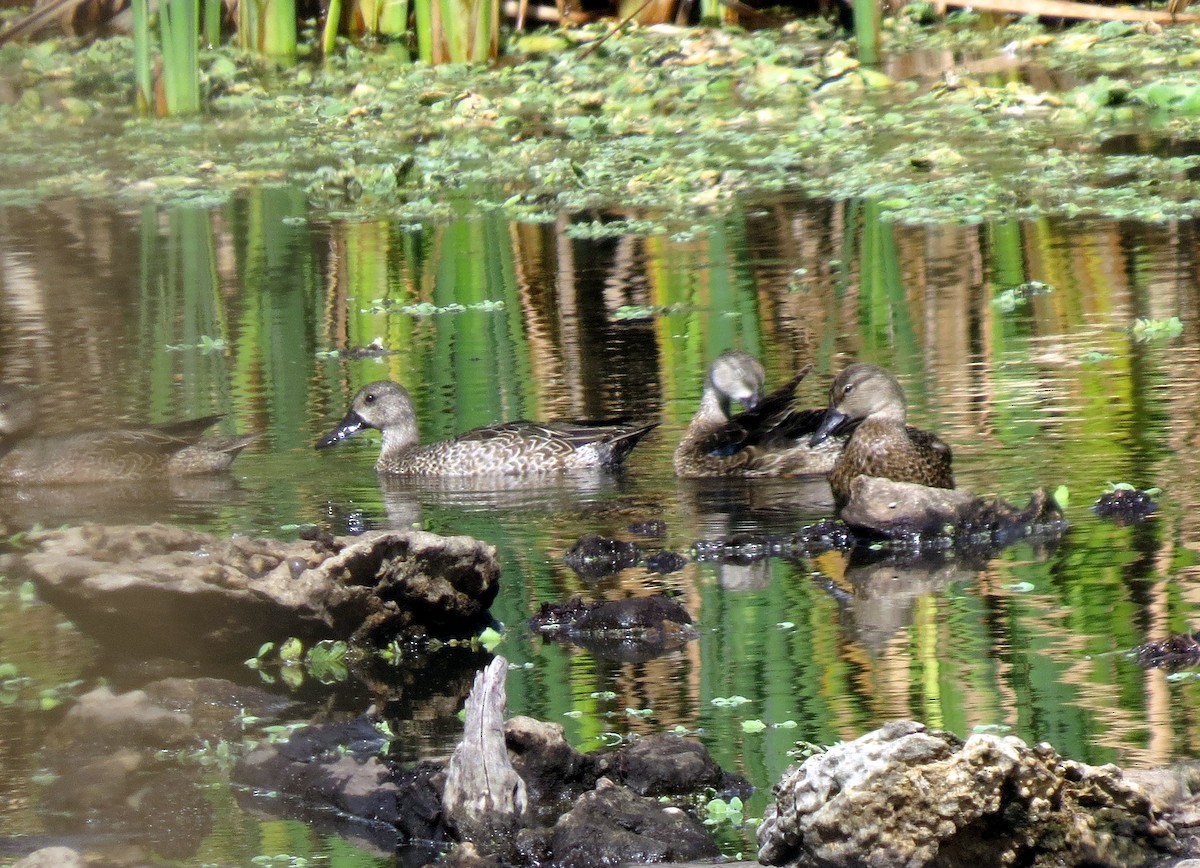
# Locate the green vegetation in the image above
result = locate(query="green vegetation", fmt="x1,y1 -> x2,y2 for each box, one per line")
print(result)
245,638 -> 353,685
5,19 -> 1200,222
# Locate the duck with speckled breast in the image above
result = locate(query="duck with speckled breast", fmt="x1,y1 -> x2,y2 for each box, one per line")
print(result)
317,380 -> 657,476
809,363 -> 954,510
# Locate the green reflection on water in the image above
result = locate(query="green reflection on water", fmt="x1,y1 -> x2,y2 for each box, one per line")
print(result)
2,190 -> 1199,863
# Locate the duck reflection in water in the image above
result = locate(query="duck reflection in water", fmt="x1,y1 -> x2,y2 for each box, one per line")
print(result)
317,380 -> 656,476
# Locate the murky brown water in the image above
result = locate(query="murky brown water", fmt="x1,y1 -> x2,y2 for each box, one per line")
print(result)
1,191 -> 1199,863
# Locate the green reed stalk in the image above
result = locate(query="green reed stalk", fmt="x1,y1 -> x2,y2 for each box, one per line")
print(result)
413,0 -> 433,62
322,0 -> 341,56
418,0 -> 496,63
132,0 -> 153,114
852,0 -> 879,64
202,0 -> 222,47
239,0 -> 297,63
698,0 -> 724,23
159,0 -> 200,114
377,0 -> 410,36
262,0 -> 297,62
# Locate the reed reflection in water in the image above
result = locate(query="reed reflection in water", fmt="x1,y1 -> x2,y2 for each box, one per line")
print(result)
1,190 -> 1200,862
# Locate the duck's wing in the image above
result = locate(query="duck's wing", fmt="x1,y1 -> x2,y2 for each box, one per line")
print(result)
906,426 -> 955,488
906,426 -> 952,459
60,417 -> 223,456
147,415 -> 225,441
452,419 -> 656,456
695,369 -> 811,457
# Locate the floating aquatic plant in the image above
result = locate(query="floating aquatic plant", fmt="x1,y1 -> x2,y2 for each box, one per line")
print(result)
165,335 -> 228,353
710,694 -> 752,707
703,795 -> 745,826
1131,316 -> 1183,342
992,280 -> 1054,313
12,22 -> 1200,224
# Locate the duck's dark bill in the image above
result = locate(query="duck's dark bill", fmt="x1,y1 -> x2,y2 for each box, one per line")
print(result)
316,412 -> 367,449
809,409 -> 849,448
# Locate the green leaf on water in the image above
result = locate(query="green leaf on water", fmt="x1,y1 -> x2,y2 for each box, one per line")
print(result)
478,627 -> 504,651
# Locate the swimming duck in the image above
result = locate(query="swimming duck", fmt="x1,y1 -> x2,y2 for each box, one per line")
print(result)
0,385 -> 256,485
673,350 -> 843,478
316,380 -> 657,476
809,363 -> 954,508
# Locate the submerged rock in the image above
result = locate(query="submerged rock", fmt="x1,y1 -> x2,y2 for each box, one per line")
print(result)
758,719 -> 1178,868
39,678 -> 295,864
643,549 -> 687,574
237,656 -> 745,866
1093,487 -> 1158,524
691,520 -> 855,565
1134,632 -> 1200,671
547,777 -> 720,868
627,519 -> 667,538
21,523 -> 500,658
529,595 -> 696,662
562,533 -> 642,580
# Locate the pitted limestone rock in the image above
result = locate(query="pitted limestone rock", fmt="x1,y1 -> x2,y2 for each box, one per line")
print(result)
758,720 -> 1178,868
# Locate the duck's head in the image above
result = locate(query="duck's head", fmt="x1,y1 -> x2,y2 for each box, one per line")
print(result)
0,385 -> 36,442
809,363 -> 906,446
707,351 -> 766,417
316,381 -> 417,449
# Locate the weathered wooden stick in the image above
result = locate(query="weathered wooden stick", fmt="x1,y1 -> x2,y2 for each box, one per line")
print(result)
442,656 -> 527,845
943,0 -> 1200,23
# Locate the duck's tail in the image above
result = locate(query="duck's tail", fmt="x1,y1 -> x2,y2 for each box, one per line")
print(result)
170,434 -> 258,474
602,422 -> 658,467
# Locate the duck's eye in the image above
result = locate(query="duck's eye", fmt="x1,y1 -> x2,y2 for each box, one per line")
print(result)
364,393 -> 376,404
842,384 -> 854,396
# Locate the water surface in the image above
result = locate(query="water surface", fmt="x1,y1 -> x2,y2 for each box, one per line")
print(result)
1,190 -> 1198,863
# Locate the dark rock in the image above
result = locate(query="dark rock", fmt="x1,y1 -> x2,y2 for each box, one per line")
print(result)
693,521 -> 855,566
616,733 -> 752,798
550,777 -> 721,868
1134,632 -> 1200,671
789,518 -> 856,553
21,523 -> 499,659
529,596 -> 697,663
573,595 -> 691,631
1093,488 -> 1158,524
643,549 -> 687,573
505,716 -> 606,819
562,533 -> 642,580
627,520 -> 667,538
758,719 -> 1179,868
527,598 -> 590,633
234,717 -> 446,847
692,533 -> 773,564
